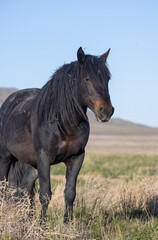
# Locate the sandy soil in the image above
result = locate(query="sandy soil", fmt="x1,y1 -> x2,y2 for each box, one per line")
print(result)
86,134 -> 158,155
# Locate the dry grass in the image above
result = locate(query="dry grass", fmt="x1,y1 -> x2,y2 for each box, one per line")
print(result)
0,181 -> 46,240
1,175 -> 158,239
49,175 -> 158,239
75,175 -> 158,215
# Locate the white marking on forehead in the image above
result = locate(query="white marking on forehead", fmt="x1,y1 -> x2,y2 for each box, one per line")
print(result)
98,70 -> 101,74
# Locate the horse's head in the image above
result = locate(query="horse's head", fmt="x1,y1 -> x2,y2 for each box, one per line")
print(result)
77,47 -> 114,122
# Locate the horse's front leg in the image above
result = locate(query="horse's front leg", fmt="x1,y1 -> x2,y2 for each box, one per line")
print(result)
37,149 -> 52,222
64,152 -> 84,223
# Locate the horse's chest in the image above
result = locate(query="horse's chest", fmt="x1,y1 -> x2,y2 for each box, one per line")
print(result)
66,136 -> 86,155
54,133 -> 89,163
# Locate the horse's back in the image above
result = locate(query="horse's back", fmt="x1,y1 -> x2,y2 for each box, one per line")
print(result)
0,88 -> 40,126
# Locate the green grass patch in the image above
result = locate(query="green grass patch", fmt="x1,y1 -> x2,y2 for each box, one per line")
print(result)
80,155 -> 158,179
50,162 -> 66,175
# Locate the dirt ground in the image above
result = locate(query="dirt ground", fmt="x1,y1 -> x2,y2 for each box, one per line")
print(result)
86,134 -> 158,155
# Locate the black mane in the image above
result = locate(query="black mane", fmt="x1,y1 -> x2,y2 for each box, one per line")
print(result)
37,60 -> 86,133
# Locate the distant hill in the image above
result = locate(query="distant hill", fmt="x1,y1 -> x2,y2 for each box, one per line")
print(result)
87,111 -> 158,136
0,87 -> 17,106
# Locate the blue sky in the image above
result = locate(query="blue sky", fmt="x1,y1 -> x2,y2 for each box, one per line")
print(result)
0,0 -> 158,127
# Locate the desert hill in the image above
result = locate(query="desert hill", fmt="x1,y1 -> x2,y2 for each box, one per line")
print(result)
0,87 -> 158,155
0,88 -> 17,106
87,111 -> 158,136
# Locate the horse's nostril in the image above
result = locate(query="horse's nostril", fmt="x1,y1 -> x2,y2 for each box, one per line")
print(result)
99,106 -> 114,120
99,106 -> 104,113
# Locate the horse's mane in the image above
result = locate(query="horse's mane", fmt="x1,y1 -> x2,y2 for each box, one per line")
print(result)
37,61 -> 86,133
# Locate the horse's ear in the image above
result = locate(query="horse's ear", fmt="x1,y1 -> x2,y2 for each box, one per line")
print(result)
77,47 -> 86,65
100,48 -> 111,62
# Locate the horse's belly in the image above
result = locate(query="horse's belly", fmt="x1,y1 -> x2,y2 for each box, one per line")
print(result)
8,141 -> 37,165
4,129 -> 37,165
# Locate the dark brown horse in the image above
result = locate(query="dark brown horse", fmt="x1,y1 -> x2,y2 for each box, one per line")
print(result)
0,47 -> 114,222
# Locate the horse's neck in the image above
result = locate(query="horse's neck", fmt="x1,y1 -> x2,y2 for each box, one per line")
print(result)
58,106 -> 88,135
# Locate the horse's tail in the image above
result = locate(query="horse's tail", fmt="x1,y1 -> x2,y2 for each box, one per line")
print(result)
8,160 -> 38,196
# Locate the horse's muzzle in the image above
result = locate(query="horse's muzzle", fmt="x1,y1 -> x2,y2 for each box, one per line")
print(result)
96,106 -> 114,122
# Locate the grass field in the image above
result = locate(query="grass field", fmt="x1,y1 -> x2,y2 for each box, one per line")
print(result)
1,154 -> 158,240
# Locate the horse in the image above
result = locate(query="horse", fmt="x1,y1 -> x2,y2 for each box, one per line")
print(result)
0,47 -> 114,223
